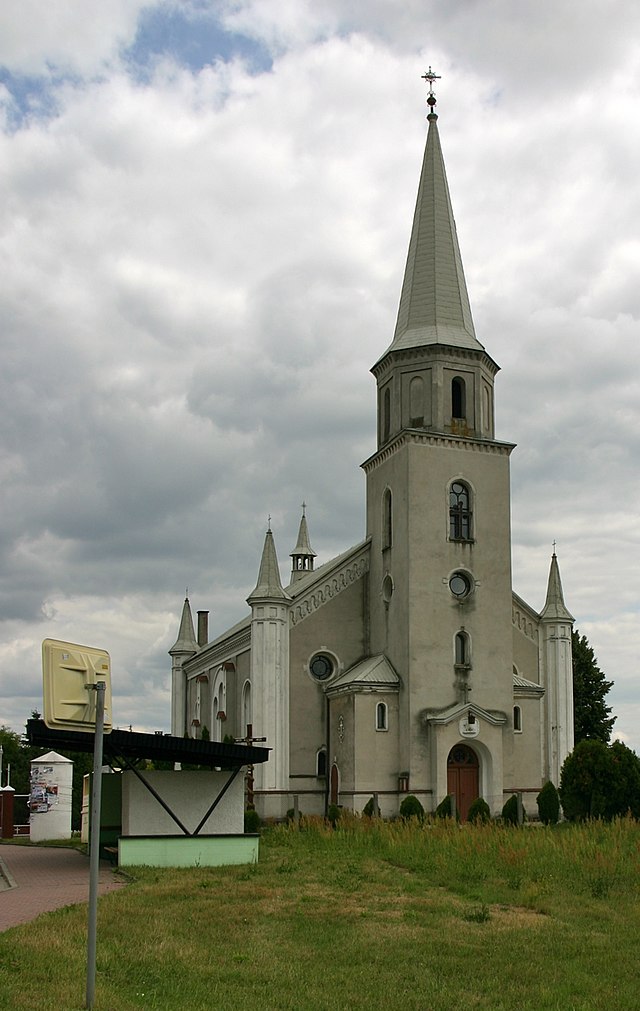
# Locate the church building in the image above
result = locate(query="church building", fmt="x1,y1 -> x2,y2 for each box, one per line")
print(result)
169,75 -> 574,820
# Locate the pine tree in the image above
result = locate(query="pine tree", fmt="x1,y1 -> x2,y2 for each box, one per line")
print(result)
572,630 -> 615,743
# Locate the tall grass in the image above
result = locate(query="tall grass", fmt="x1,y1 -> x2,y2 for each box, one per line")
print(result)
1,817 -> 639,1010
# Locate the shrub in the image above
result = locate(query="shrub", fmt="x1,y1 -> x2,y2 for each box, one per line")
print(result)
399,795 -> 425,821
362,796 -> 376,818
327,804 -> 341,827
536,781 -> 560,825
285,807 -> 301,823
434,794 -> 458,820
467,797 -> 491,824
502,794 -> 524,825
244,809 -> 261,833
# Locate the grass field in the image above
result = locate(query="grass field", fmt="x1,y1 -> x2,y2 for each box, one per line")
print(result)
1,815 -> 639,1010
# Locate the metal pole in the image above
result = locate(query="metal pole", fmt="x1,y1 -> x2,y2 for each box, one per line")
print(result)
86,681 -> 106,1010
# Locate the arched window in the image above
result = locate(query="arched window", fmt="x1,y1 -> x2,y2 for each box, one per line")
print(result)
242,680 -> 252,736
409,375 -> 424,427
449,481 -> 472,541
316,749 -> 327,777
455,631 -> 469,667
513,705 -> 522,733
382,488 -> 392,549
376,701 -> 388,731
383,386 -> 391,443
452,377 -> 466,419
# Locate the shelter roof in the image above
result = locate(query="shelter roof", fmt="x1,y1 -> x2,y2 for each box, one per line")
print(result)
26,719 -> 269,768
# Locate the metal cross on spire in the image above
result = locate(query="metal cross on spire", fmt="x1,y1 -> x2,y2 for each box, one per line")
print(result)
421,66 -> 441,111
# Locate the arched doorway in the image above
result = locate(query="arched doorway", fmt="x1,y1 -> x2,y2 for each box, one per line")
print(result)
447,744 -> 479,821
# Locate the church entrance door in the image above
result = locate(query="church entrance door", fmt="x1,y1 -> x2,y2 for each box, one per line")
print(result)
447,744 -> 479,821
330,764 -> 339,806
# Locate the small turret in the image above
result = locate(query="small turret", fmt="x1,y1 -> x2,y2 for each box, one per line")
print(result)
247,524 -> 291,818
540,551 -> 575,784
290,503 -> 317,583
169,596 -> 198,737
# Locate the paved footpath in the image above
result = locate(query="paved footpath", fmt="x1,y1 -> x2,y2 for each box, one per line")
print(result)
0,844 -> 125,932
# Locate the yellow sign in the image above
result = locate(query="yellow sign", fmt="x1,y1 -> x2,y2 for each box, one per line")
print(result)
42,639 -> 112,733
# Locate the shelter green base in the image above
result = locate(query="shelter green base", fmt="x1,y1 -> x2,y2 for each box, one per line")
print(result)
118,834 -> 259,868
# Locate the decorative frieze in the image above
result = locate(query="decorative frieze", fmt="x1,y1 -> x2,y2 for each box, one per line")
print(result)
290,550 -> 370,627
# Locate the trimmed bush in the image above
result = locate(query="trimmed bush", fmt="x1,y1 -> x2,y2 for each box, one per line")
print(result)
467,797 -> 491,824
399,795 -> 425,821
362,796 -> 376,818
327,804 -> 341,827
536,781 -> 560,825
244,809 -> 261,833
502,794 -> 524,825
434,794 -> 458,820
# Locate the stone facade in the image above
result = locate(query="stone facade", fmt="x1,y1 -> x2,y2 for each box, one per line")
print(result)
169,97 -> 574,820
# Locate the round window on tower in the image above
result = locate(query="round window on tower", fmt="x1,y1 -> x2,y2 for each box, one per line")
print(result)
449,571 -> 472,600
309,652 -> 335,682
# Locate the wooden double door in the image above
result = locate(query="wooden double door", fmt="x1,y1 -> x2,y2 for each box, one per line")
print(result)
446,744 -> 479,821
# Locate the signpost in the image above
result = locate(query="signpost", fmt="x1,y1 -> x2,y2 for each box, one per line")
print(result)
41,639 -> 112,1011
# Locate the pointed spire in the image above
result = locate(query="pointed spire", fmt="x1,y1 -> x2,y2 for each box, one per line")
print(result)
382,74 -> 484,359
540,552 -> 574,622
290,502 -> 317,582
169,596 -> 198,655
248,528 -> 290,603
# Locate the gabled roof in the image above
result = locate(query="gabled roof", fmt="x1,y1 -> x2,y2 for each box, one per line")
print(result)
376,110 -> 484,366
326,654 -> 400,695
421,701 -> 507,727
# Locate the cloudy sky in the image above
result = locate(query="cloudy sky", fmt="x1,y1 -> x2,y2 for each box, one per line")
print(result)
1,1 -> 639,753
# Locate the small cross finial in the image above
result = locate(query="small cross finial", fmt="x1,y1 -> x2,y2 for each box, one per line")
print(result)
267,514 -> 271,531
552,540 -> 557,555
185,586 -> 189,599
301,501 -> 307,516
421,66 -> 441,111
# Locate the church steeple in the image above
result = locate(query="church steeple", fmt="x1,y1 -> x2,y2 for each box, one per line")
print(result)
380,72 -> 484,361
371,72 -> 499,448
290,503 -> 317,583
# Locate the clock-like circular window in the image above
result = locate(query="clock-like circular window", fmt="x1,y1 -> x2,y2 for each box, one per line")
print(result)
309,652 -> 334,681
449,571 -> 472,599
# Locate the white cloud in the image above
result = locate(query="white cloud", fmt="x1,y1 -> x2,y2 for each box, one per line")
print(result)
0,1 -> 156,77
0,2 -> 639,758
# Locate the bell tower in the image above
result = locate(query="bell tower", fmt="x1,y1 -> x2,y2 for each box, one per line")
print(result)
363,72 -> 515,812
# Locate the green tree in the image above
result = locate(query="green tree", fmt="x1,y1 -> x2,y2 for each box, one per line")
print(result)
572,630 -> 615,743
559,739 -> 640,820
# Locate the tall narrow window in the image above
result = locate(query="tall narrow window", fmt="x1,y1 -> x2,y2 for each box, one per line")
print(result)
383,386 -> 391,442
376,701 -> 388,731
316,749 -> 327,777
409,375 -> 425,427
382,488 -> 392,549
452,377 -> 466,419
455,631 -> 469,666
449,481 -> 472,540
513,705 -> 522,733
242,681 -> 252,735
